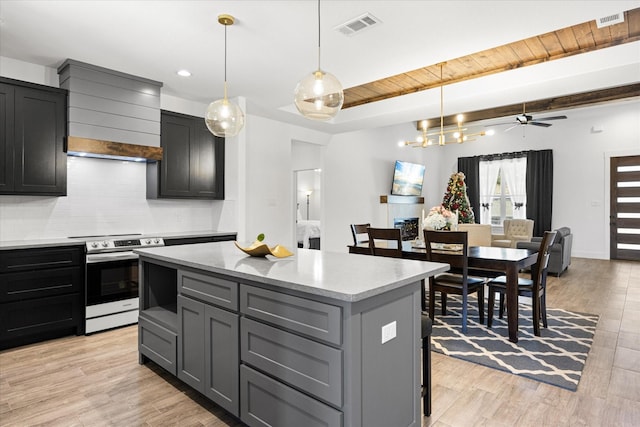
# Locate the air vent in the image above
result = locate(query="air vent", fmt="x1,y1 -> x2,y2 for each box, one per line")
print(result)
334,12 -> 381,36
596,12 -> 624,28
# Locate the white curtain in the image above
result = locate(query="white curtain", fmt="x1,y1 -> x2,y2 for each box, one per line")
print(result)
479,160 -> 501,225
500,156 -> 528,219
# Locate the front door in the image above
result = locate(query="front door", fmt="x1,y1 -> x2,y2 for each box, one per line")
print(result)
610,155 -> 640,261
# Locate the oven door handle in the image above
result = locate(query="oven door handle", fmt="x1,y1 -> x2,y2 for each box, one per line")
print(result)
86,251 -> 139,264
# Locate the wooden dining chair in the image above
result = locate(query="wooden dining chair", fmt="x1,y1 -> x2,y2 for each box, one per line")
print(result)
424,230 -> 486,333
487,230 -> 557,336
350,223 -> 371,246
367,227 -> 403,258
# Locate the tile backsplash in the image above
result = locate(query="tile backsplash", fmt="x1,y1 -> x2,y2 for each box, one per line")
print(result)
0,156 -> 224,241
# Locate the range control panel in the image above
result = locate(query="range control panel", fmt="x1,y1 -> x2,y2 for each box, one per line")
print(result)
85,237 -> 165,253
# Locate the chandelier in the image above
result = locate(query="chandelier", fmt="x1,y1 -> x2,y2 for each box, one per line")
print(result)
403,63 -> 492,147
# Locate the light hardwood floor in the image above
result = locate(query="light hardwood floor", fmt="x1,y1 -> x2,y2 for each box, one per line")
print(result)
1,257 -> 639,426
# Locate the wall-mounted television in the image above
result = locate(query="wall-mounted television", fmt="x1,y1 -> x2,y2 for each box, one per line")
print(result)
391,160 -> 425,196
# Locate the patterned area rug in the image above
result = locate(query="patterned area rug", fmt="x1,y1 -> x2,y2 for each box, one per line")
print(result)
429,296 -> 599,391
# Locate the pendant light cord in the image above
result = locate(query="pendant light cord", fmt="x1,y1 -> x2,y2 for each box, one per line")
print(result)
223,23 -> 228,99
224,24 -> 228,83
440,64 -> 444,138
317,0 -> 321,71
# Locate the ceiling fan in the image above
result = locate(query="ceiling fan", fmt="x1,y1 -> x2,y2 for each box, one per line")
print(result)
492,104 -> 567,132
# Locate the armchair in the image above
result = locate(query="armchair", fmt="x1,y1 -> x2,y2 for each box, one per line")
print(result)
517,227 -> 573,276
491,219 -> 534,248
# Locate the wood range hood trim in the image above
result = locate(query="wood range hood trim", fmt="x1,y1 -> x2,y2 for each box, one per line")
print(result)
66,136 -> 163,162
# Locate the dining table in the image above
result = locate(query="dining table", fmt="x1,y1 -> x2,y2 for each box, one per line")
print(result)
349,241 -> 538,343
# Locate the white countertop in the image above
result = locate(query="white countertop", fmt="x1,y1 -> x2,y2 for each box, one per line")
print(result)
135,241 -> 449,302
0,230 -> 236,250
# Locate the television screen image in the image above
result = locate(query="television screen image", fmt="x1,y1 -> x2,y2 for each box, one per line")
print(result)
391,160 -> 425,196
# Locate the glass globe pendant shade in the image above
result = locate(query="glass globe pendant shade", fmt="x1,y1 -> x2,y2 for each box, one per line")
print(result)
294,70 -> 344,121
205,97 -> 245,137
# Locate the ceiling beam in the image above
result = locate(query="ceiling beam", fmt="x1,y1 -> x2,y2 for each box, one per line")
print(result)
416,83 -> 640,129
344,8 -> 640,110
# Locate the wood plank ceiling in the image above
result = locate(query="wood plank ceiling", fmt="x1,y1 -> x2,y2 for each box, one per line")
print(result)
342,7 -> 640,127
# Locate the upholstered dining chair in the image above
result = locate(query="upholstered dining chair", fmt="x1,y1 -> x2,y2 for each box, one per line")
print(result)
457,223 -> 492,246
350,223 -> 371,246
487,230 -> 557,336
367,227 -> 403,258
424,230 -> 486,333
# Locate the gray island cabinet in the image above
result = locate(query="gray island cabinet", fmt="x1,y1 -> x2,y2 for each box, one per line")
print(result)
135,241 -> 447,427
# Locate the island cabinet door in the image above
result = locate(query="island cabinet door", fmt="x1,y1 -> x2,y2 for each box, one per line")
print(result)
240,365 -> 342,427
177,295 -> 205,392
204,304 -> 239,416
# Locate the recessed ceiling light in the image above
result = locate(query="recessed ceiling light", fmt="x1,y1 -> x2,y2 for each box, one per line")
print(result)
177,69 -> 191,77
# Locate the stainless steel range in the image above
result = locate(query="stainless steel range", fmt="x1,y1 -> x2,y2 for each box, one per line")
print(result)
82,234 -> 164,334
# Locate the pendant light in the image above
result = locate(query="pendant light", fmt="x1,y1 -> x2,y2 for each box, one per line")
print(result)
294,0 -> 344,121
205,14 -> 245,137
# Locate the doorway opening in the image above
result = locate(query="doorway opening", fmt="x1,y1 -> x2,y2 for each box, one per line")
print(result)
295,169 -> 321,249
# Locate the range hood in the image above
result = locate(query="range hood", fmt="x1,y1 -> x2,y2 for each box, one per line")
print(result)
67,136 -> 163,162
58,59 -> 163,163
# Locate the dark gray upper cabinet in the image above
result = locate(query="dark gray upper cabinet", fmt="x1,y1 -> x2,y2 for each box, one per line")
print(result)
0,77 -> 67,196
147,110 -> 224,200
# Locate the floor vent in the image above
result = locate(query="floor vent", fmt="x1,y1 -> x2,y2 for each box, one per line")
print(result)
596,12 -> 624,28
334,13 -> 381,36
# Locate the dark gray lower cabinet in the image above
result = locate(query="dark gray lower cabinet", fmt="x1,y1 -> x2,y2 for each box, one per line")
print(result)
138,261 -> 178,374
240,365 -> 342,427
178,294 -> 205,390
204,304 -> 239,412
177,294 -> 239,415
240,316 -> 342,408
138,316 -> 177,375
0,246 -> 84,349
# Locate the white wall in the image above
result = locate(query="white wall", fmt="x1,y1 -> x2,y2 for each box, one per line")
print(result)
241,115 -> 293,245
321,100 -> 640,259
0,56 -> 59,87
323,122 -> 439,252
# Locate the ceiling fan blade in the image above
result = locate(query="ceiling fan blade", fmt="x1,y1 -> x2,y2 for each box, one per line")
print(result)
536,115 -> 567,121
529,121 -> 552,127
504,124 -> 519,132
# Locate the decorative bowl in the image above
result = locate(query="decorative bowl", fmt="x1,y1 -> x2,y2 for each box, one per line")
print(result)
234,241 -> 294,258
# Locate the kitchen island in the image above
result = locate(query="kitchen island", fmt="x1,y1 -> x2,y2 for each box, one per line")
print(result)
135,241 -> 447,427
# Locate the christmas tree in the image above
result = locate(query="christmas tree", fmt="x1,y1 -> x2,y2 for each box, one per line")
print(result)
442,172 -> 475,224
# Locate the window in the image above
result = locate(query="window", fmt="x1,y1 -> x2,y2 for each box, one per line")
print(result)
479,156 -> 527,228
489,170 -> 513,225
